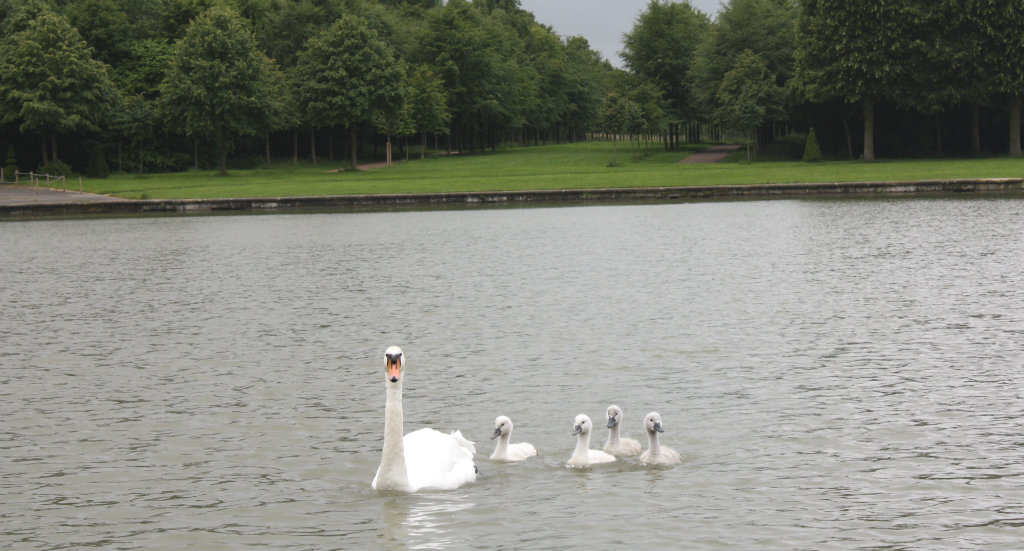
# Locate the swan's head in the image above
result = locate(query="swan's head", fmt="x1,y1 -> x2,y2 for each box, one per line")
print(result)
572,414 -> 593,436
606,405 -> 623,428
492,415 -> 513,439
384,346 -> 404,383
644,412 -> 665,434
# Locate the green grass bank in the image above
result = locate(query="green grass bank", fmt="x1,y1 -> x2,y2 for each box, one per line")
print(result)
74,141 -> 1024,200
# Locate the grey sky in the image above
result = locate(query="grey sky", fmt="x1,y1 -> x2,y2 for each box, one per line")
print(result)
518,0 -> 723,68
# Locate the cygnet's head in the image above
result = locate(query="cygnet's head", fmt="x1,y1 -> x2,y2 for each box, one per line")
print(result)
492,415 -> 513,439
572,414 -> 594,436
644,412 -> 665,434
384,346 -> 404,383
606,405 -> 624,428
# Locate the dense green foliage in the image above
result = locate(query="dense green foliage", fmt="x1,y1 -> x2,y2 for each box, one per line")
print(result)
0,0 -> 1022,176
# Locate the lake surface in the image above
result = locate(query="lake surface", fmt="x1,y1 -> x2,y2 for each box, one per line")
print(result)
3,197 -> 1024,550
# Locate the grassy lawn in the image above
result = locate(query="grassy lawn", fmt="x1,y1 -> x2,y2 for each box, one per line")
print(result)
78,140 -> 1024,200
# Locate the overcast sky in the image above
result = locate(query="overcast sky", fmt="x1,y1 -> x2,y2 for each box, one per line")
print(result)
518,0 -> 723,68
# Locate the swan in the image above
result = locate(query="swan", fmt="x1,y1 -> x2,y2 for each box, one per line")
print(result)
490,415 -> 538,461
638,412 -> 682,465
567,414 -> 617,467
371,346 -> 477,492
603,405 -> 642,457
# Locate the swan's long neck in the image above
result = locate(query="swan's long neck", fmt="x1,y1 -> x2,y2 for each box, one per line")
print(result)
646,429 -> 662,458
376,380 -> 409,491
571,430 -> 592,462
606,423 -> 620,448
494,432 -> 510,458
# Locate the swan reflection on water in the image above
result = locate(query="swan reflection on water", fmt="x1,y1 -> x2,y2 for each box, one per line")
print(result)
379,494 -> 475,551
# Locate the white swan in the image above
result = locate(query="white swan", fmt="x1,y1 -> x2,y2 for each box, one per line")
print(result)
603,405 -> 642,457
638,412 -> 682,465
490,415 -> 538,461
567,414 -> 617,467
371,346 -> 477,492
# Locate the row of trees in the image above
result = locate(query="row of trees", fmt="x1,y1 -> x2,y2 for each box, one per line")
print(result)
1,0 -> 1022,174
0,0 -> 615,175
621,0 -> 1024,160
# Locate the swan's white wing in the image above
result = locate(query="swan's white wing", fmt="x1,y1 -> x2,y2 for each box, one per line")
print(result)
586,449 -> 617,464
403,428 -> 477,491
605,437 -> 642,457
504,442 -> 538,461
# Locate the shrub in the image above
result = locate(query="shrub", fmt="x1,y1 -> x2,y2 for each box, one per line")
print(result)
803,127 -> 824,162
38,159 -> 73,177
3,146 -> 16,181
86,143 -> 110,178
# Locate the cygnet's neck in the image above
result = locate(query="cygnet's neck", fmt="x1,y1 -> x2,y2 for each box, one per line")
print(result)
606,423 -> 621,448
377,379 -> 409,490
646,429 -> 662,458
493,432 -> 510,458
571,430 -> 592,462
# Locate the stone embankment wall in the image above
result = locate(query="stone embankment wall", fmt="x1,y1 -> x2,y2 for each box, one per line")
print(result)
1,179 -> 1021,218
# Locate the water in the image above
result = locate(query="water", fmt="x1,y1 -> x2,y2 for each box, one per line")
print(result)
3,197 -> 1024,550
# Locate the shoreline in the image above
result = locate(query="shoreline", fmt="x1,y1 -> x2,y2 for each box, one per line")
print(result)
2,178 -> 1022,218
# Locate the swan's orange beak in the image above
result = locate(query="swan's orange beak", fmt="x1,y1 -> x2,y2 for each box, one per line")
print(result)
387,358 -> 401,382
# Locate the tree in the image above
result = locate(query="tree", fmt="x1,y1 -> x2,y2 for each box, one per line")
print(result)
795,1 -> 913,161
561,36 -> 610,141
691,0 -> 797,149
601,92 -> 640,166
64,0 -> 134,66
621,0 -> 709,146
983,0 -> 1024,156
714,50 -> 777,161
406,65 -> 451,159
158,6 -> 283,175
0,9 -> 116,166
295,14 -> 406,170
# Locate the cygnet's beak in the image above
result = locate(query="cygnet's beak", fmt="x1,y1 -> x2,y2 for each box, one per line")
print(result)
490,427 -> 502,440
572,424 -> 582,436
607,417 -> 617,428
653,421 -> 664,433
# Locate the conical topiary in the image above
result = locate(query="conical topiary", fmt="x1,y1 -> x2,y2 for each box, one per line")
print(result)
803,127 -> 823,162
86,143 -> 110,178
3,146 -> 16,181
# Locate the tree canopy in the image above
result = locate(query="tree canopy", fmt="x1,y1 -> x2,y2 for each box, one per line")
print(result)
1,0 -> 1022,173
159,5 -> 283,174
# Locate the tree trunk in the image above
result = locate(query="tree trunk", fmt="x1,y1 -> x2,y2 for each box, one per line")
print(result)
265,132 -> 271,168
1011,94 -> 1019,156
421,131 -> 426,160
970,101 -> 981,156
292,129 -> 298,166
863,96 -> 875,161
310,128 -> 317,164
51,131 -> 58,163
218,129 -> 227,175
349,125 -> 358,170
117,138 -> 123,172
934,114 -> 943,157
194,136 -> 198,169
40,131 -> 48,166
139,139 -> 144,175
841,117 -> 853,160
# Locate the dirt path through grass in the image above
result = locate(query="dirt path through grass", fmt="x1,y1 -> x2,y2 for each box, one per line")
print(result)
679,144 -> 743,163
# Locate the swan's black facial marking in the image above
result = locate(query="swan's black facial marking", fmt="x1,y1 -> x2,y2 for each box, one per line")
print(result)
385,352 -> 402,382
